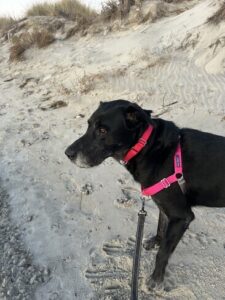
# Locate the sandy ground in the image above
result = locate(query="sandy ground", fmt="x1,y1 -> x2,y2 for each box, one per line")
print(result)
1,0 -> 225,299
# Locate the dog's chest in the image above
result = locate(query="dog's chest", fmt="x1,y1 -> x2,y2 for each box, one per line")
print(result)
152,196 -> 168,216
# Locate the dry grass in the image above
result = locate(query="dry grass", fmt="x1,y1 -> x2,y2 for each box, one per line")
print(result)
9,30 -> 55,61
101,0 -> 121,21
75,67 -> 128,94
26,0 -> 97,24
9,33 -> 32,61
101,0 -> 139,21
208,3 -> 225,24
77,73 -> 95,94
9,43 -> 27,62
32,30 -> 55,48
163,0 -> 192,2
26,3 -> 53,17
0,17 -> 16,32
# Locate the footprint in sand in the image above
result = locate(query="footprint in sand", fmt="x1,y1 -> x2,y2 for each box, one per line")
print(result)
84,236 -> 195,299
102,237 -> 135,256
85,237 -> 135,299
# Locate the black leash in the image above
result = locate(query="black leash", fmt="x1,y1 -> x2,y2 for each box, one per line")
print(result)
131,197 -> 147,300
130,178 -> 186,300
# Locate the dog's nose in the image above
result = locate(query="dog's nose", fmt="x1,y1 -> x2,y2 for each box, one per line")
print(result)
65,147 -> 75,160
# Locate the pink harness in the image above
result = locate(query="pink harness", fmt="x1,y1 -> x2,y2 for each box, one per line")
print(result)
121,125 -> 185,196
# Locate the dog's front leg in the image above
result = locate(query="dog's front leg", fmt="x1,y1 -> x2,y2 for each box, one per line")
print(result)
143,210 -> 168,250
147,211 -> 194,290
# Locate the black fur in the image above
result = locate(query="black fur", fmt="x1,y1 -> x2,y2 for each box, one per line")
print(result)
65,100 -> 225,289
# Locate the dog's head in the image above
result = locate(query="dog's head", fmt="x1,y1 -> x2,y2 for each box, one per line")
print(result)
65,100 -> 152,168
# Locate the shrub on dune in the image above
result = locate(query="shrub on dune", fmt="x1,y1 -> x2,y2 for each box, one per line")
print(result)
0,17 -> 16,33
9,30 -> 55,61
26,0 -> 97,25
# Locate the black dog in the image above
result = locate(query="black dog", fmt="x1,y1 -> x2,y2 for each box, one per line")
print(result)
65,100 -> 225,289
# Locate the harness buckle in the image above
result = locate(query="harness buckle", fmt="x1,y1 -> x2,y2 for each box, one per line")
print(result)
160,178 -> 171,189
177,174 -> 187,194
139,197 -> 147,216
138,138 -> 146,146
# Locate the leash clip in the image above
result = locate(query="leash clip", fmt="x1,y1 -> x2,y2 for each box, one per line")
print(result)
120,160 -> 127,165
139,197 -> 147,216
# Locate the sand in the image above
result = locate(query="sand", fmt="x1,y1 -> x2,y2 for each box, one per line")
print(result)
0,0 -> 225,299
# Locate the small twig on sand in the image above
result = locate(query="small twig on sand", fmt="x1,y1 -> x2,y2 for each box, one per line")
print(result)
80,192 -> 83,211
153,108 -> 169,117
153,100 -> 178,118
164,100 -> 178,107
162,93 -> 166,107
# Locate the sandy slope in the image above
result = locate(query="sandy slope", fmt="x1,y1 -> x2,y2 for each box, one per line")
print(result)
0,0 -> 225,299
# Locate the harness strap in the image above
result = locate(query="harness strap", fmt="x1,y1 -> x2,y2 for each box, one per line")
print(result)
121,125 -> 186,197
122,125 -> 153,164
142,143 -> 183,196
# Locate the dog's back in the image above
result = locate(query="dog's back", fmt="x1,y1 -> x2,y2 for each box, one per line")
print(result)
180,128 -> 225,207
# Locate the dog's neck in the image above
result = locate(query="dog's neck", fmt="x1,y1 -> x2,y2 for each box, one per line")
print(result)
124,118 -> 180,188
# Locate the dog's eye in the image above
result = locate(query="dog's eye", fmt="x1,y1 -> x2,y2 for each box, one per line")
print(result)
98,127 -> 107,135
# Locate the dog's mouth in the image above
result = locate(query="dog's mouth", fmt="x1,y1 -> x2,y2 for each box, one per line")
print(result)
72,152 -> 93,168
73,150 -> 115,168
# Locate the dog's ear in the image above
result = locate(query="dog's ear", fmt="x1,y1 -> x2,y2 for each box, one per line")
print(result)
124,104 -> 148,129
